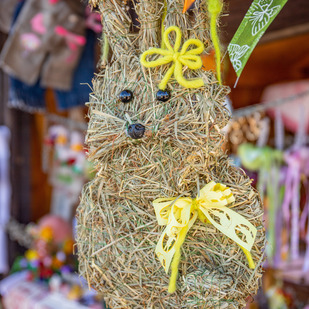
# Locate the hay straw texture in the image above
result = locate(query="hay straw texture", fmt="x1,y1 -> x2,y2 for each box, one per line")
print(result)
76,1 -> 265,308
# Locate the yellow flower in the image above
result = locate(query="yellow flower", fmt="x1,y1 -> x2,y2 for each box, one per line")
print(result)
140,26 -> 205,90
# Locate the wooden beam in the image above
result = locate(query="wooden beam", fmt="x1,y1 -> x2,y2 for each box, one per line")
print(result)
261,22 -> 309,44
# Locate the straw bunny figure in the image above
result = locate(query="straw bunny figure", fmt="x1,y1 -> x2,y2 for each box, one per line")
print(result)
76,1 -> 265,308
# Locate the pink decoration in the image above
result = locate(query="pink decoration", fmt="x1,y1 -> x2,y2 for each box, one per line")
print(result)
36,239 -> 48,258
262,80 -> 309,134
54,26 -> 86,63
55,26 -> 86,50
43,256 -> 52,267
282,147 -> 309,262
38,215 -> 72,244
31,13 -> 46,34
20,33 -> 41,52
85,6 -> 102,33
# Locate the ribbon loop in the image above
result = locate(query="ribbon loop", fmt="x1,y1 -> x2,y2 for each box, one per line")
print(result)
140,49 -> 173,68
154,197 -> 197,273
180,39 -> 204,56
140,26 -> 205,90
200,205 -> 256,252
178,55 -> 202,70
163,26 -> 182,52
153,181 -> 257,292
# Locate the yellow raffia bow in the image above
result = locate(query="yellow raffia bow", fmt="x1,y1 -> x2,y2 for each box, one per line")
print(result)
140,26 -> 205,90
153,181 -> 257,293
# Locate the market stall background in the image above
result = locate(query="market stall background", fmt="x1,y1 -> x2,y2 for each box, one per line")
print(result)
0,0 -> 309,308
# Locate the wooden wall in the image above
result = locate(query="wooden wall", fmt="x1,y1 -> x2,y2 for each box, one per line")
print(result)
226,32 -> 309,109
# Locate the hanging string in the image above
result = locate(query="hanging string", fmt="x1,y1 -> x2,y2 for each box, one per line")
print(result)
257,118 -> 270,148
207,0 -> 223,85
161,0 -> 167,48
294,106 -> 307,148
275,110 -> 284,151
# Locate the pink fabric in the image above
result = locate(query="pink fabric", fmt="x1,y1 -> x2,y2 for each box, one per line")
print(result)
54,26 -> 86,63
0,0 -> 86,91
282,148 -> 309,262
85,7 -> 102,33
262,80 -> 309,134
55,26 -> 86,48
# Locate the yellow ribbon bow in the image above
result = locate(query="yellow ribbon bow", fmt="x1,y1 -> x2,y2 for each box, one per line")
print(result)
153,181 -> 257,293
140,26 -> 205,90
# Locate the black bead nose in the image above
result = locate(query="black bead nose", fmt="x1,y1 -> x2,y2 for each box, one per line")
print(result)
156,90 -> 171,102
119,90 -> 133,103
127,123 -> 145,139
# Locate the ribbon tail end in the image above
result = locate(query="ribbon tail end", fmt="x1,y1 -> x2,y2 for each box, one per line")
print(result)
240,246 -> 256,269
168,281 -> 177,294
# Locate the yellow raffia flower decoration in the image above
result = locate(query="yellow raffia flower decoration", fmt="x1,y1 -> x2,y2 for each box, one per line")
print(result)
153,181 -> 257,293
140,26 -> 205,90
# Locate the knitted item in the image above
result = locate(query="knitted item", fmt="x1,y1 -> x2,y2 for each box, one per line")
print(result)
0,0 -> 85,91
7,1 -> 97,112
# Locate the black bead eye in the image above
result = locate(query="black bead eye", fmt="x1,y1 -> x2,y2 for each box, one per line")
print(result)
119,90 -> 133,103
127,123 -> 145,139
156,90 -> 170,102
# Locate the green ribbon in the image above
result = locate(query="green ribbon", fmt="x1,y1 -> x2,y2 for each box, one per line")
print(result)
228,0 -> 288,78
238,143 -> 283,260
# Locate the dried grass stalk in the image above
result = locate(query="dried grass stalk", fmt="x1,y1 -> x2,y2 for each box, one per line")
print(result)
76,1 -> 265,308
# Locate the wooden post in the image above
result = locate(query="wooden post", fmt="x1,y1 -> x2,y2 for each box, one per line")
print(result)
0,31 -> 32,265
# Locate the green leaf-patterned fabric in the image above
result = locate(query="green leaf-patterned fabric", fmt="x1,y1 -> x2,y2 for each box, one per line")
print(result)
228,0 -> 288,78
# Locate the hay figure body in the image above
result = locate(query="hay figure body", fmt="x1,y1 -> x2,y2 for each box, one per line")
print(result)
76,1 -> 265,308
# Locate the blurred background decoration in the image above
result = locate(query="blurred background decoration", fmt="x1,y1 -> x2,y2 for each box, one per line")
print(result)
0,0 -> 309,308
